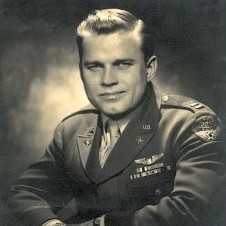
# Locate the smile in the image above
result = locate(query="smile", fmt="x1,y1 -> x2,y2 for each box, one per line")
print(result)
99,91 -> 125,100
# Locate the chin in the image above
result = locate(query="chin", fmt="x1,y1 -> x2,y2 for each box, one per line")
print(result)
100,107 -> 122,117
103,108 -> 134,119
102,109 -> 121,116
97,104 -> 120,114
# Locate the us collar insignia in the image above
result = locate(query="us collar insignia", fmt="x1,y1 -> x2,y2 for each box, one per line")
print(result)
134,153 -> 164,165
136,137 -> 146,145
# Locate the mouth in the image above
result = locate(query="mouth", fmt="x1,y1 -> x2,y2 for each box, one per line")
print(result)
99,91 -> 126,100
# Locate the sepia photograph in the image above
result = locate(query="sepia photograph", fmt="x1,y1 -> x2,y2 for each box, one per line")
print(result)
1,0 -> 226,225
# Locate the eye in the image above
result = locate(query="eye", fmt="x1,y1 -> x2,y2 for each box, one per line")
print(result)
84,62 -> 103,71
114,60 -> 135,69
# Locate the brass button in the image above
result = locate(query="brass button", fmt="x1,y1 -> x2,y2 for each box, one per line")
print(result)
162,95 -> 169,103
155,188 -> 162,196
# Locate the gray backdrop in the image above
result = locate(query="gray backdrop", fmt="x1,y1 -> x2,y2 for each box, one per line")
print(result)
1,0 -> 226,224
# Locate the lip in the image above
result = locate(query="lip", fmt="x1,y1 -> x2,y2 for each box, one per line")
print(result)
99,91 -> 126,100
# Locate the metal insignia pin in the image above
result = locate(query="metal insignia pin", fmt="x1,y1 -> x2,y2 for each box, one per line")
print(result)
90,127 -> 95,133
87,127 -> 95,135
136,137 -> 146,145
84,139 -> 91,146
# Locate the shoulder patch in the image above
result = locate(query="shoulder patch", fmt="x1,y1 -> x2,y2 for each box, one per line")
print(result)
192,115 -> 222,141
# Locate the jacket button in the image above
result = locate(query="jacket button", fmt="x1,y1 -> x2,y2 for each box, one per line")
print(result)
155,188 -> 162,196
162,95 -> 169,103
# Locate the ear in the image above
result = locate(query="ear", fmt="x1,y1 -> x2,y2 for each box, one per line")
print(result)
146,56 -> 157,82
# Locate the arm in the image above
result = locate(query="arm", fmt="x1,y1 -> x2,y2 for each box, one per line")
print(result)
104,112 -> 226,226
8,123 -> 76,226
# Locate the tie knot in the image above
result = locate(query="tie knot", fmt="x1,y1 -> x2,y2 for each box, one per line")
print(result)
106,119 -> 120,137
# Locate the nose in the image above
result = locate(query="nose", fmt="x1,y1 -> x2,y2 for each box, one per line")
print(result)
100,67 -> 118,86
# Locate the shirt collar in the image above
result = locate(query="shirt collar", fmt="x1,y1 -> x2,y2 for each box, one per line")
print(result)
101,111 -> 135,135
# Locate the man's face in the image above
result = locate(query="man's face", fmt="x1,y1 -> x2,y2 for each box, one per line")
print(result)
80,32 -> 152,117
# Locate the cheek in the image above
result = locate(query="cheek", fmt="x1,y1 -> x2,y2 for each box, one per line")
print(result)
127,74 -> 147,91
82,76 -> 98,91
130,76 -> 148,98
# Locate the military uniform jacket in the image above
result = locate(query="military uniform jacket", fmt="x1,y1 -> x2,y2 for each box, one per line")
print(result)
8,85 -> 225,226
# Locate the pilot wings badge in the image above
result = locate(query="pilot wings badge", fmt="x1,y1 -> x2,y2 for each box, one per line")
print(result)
134,153 -> 164,165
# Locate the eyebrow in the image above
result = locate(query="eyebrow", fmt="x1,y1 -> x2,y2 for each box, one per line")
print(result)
84,59 -> 136,66
113,59 -> 136,65
84,61 -> 103,66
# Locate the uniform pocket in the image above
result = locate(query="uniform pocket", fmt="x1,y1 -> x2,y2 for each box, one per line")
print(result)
126,171 -> 174,209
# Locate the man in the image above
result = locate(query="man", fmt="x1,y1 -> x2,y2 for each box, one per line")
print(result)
8,9 -> 225,226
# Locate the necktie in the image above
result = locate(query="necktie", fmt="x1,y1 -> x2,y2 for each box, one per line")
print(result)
99,119 -> 120,168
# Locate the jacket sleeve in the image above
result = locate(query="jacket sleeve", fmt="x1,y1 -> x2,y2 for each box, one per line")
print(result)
104,112 -> 226,226
7,122 -> 75,226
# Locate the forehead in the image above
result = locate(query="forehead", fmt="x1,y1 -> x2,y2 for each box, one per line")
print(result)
81,32 -> 143,60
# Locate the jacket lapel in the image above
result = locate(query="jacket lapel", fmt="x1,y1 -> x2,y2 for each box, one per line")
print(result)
77,118 -> 99,169
83,117 -> 103,182
98,85 -> 162,183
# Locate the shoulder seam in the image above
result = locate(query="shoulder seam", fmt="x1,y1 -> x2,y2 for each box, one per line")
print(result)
161,104 -> 196,113
61,108 -> 99,122
161,94 -> 213,113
